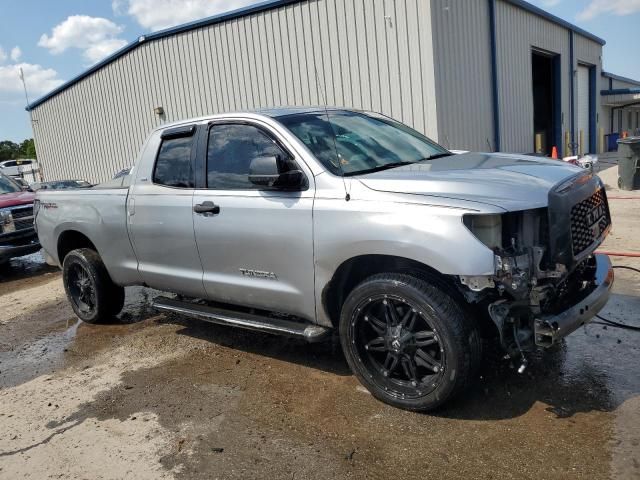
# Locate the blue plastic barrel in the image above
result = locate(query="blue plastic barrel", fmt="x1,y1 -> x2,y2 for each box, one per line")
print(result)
606,133 -> 620,152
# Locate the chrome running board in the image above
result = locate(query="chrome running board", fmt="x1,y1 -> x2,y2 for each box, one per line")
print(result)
152,296 -> 331,343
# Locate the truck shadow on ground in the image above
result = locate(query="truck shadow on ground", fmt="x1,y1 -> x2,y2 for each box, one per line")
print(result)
161,313 -> 353,377
160,314 -> 638,421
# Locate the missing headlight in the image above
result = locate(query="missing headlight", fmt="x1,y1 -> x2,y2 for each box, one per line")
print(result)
463,213 -> 502,250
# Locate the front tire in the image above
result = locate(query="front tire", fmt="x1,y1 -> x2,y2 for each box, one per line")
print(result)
339,273 -> 480,411
62,248 -> 125,323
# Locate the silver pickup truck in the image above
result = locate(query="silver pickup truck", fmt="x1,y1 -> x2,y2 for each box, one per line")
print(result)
36,108 -> 613,411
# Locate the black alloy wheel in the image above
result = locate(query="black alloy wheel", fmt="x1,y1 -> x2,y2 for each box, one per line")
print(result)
340,273 -> 481,411
62,248 -> 126,323
67,262 -> 97,316
350,294 -> 446,399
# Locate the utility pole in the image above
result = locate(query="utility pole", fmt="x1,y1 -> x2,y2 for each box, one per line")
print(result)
19,67 -> 33,123
19,67 -> 42,181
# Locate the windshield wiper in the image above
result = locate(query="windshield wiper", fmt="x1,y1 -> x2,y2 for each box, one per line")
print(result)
420,152 -> 453,161
346,152 -> 453,176
346,161 -> 415,176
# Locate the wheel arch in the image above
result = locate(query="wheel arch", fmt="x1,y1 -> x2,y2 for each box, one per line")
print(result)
57,230 -> 99,264
321,254 -> 459,329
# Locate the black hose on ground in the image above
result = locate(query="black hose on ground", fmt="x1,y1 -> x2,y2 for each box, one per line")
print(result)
594,316 -> 640,332
613,265 -> 640,275
591,264 -> 640,332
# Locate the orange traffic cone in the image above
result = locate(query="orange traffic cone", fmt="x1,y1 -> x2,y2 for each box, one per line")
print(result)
551,146 -> 558,159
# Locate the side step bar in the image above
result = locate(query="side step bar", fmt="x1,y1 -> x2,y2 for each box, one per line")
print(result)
152,296 -> 331,343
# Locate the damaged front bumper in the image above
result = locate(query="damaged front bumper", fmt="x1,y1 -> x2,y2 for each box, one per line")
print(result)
481,253 -> 614,353
534,254 -> 613,347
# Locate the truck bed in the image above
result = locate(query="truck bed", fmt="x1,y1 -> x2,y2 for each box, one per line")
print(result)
36,187 -> 141,286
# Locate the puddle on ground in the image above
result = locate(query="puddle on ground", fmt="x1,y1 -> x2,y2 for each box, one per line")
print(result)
0,318 -> 81,389
0,284 -> 164,390
0,251 -> 59,294
1,251 -> 56,280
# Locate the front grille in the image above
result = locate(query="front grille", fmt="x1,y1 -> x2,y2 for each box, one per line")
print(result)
10,206 -> 34,231
570,189 -> 610,256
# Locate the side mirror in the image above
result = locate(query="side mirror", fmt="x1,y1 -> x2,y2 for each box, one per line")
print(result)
248,155 -> 305,190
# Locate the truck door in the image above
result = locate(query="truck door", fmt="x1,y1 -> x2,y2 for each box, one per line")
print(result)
192,120 -> 316,321
128,125 -> 206,298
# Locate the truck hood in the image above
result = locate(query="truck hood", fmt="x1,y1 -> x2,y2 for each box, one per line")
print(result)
357,152 -> 584,210
0,190 -> 36,209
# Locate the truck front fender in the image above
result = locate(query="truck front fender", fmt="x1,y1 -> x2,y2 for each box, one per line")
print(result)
313,199 -> 496,327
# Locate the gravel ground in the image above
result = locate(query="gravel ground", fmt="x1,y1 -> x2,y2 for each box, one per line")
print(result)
0,163 -> 638,479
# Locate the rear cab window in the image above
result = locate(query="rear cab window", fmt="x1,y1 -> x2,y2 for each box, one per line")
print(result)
152,125 -> 196,188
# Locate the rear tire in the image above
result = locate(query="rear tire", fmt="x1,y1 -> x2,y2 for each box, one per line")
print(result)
339,273 -> 481,411
62,248 -> 125,323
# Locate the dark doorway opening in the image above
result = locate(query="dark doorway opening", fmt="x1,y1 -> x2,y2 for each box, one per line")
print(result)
532,50 -> 561,156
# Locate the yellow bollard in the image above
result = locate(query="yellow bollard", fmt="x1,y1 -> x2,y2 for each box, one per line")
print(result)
564,131 -> 570,156
535,133 -> 543,154
599,127 -> 605,154
579,130 -> 583,156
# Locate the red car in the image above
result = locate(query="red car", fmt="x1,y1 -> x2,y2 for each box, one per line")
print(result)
0,173 -> 40,264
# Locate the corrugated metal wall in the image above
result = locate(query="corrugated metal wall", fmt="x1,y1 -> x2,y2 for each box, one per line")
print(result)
494,1 -> 601,154
31,0 -> 438,184
494,0 -> 570,154
429,0 -> 602,155
573,35 -> 602,152
31,0 -> 606,180
430,0 -> 494,152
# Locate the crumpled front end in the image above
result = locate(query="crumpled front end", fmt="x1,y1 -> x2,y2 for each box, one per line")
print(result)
457,172 -> 613,356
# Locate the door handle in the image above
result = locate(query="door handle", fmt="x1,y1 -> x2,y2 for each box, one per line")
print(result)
193,201 -> 221,215
127,197 -> 135,217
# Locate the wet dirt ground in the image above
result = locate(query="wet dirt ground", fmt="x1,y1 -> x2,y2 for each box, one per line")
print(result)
1,164 -> 639,479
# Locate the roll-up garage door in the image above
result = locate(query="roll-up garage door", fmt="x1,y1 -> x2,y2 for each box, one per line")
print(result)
576,65 -> 590,155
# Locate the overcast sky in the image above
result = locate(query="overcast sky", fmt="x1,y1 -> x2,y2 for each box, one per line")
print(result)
0,0 -> 639,142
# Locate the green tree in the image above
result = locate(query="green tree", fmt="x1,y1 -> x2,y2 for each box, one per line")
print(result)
0,141 -> 19,161
19,139 -> 37,159
0,138 -> 37,160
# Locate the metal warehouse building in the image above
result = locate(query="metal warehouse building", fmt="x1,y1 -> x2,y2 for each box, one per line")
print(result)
601,71 -> 640,141
28,0 -> 627,183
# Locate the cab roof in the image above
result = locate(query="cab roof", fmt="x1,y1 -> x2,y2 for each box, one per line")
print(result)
154,107 -> 356,132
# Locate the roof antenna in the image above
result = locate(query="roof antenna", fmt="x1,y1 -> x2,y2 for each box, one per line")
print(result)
314,66 -> 350,201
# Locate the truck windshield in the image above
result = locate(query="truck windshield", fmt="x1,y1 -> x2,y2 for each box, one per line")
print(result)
278,110 -> 451,176
0,175 -> 20,194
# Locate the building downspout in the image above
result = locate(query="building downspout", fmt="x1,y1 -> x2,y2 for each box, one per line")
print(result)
488,0 -> 501,152
610,107 -> 615,133
589,66 -> 597,153
569,30 -> 575,155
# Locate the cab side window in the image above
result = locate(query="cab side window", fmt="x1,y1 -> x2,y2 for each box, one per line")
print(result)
153,136 -> 194,188
207,123 -> 293,190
